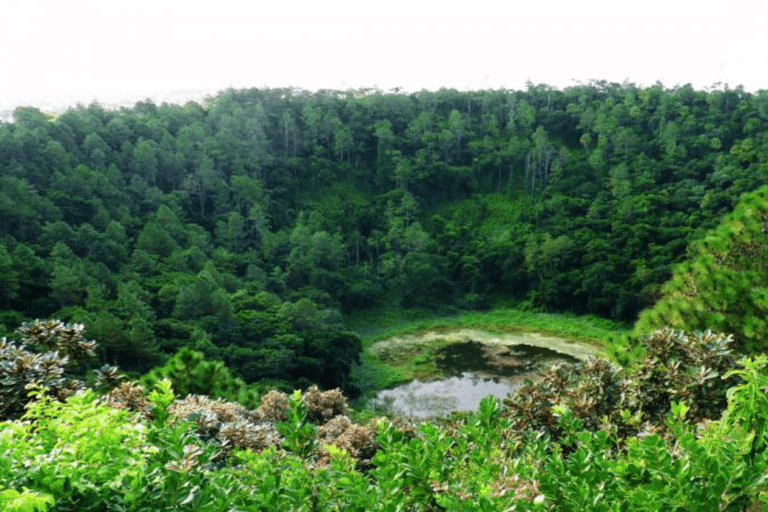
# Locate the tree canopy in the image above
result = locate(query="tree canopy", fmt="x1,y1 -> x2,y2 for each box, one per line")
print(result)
3,81 -> 768,387
635,184 -> 768,353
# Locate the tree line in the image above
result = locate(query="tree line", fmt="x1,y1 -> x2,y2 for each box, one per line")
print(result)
2,81 -> 768,387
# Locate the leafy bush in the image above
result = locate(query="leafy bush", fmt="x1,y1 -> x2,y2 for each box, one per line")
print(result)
0,320 -> 97,419
2,319 -> 767,510
0,389 -> 155,511
0,488 -> 55,512
503,328 -> 738,443
140,347 -> 258,408
528,357 -> 768,510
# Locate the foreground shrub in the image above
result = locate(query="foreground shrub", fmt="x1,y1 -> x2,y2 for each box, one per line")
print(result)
0,389 -> 154,511
1,356 -> 767,510
2,319 -> 766,510
0,320 -> 97,419
170,393 -> 281,455
530,356 -> 768,510
503,328 -> 738,443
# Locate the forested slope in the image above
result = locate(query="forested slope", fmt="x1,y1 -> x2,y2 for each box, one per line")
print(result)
2,81 -> 768,387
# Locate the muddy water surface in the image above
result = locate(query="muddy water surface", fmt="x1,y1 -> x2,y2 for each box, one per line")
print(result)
369,330 -> 599,418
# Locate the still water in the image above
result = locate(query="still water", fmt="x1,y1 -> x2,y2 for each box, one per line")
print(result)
369,340 -> 579,418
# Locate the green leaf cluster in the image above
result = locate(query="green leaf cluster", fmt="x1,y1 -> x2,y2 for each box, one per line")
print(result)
140,347 -> 258,408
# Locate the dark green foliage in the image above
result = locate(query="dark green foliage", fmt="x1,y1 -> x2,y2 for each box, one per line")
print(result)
635,184 -> 768,353
226,295 -> 361,394
4,82 -> 768,392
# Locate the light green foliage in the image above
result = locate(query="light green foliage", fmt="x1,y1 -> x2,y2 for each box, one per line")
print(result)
351,306 -> 626,348
146,378 -> 176,425
0,390 -> 154,511
1,355 -> 767,510
0,488 -> 55,512
276,390 -> 316,458
214,447 -> 321,511
717,355 -> 768,462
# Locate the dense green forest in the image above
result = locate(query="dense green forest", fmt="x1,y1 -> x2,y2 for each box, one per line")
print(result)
3,81 -> 768,391
5,81 -> 768,510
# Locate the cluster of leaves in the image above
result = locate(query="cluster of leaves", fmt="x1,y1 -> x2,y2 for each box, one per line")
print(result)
505,328 -> 738,442
140,346 -> 260,408
635,184 -> 768,354
0,319 -> 99,419
221,292 -> 362,394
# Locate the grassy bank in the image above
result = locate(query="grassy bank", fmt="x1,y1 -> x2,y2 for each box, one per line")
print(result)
347,306 -> 628,348
347,306 -> 630,400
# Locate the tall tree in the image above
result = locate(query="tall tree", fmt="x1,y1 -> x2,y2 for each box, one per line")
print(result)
634,185 -> 768,353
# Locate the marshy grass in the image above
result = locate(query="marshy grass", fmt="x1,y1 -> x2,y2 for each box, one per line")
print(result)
347,306 -> 631,400
347,306 -> 629,348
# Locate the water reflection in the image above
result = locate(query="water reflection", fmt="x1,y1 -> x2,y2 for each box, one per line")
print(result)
435,340 -> 578,376
370,340 -> 579,418
369,373 -> 520,418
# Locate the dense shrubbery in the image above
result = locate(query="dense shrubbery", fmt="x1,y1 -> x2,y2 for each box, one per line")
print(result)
505,328 -> 738,442
0,377 -> 384,511
0,319 -> 97,419
1,321 -> 767,510
2,361 -> 767,510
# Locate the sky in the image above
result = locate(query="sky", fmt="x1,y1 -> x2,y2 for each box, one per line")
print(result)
2,0 -> 767,117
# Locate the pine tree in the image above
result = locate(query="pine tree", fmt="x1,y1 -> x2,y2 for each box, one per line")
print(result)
635,185 -> 768,352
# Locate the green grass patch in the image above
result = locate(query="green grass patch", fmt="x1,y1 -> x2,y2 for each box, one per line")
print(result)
350,352 -> 409,399
350,335 -> 455,405
347,306 -> 629,348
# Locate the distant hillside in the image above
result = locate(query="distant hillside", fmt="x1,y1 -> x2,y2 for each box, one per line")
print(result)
1,82 -> 767,386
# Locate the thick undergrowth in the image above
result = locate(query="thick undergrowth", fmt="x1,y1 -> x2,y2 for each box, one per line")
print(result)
2,320 -> 767,510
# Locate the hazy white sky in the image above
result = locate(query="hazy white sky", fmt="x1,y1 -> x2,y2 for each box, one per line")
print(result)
2,0 -> 767,115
